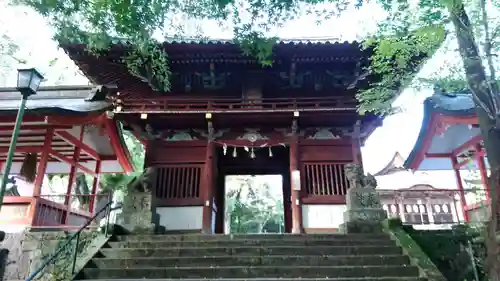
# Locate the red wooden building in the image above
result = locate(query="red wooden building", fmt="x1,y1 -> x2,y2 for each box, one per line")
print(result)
0,86 -> 133,231
61,39 -> 429,234
404,90 -> 490,222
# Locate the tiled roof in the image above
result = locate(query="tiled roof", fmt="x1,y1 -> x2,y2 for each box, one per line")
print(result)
426,90 -> 475,114
403,90 -> 476,170
0,86 -> 111,114
112,36 -> 359,46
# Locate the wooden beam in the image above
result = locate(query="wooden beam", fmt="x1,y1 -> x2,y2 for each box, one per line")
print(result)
455,158 -> 472,169
451,134 -> 482,156
0,115 -> 46,123
89,160 -> 102,214
62,127 -> 84,224
46,113 -> 106,127
425,153 -> 452,158
54,130 -> 101,160
33,129 -> 53,196
105,119 -> 134,173
30,129 -> 53,226
0,132 -> 47,137
0,140 -> 68,146
201,140 -> 215,234
451,156 -> 469,222
0,147 -> 43,154
0,125 -> 71,131
475,143 -> 491,200
289,119 -> 304,234
439,115 -> 478,125
49,149 -> 96,176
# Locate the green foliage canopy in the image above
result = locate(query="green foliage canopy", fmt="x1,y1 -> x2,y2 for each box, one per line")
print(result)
12,0 -> 444,114
225,175 -> 284,234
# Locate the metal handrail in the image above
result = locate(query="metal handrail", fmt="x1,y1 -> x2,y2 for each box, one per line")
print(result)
25,198 -> 121,281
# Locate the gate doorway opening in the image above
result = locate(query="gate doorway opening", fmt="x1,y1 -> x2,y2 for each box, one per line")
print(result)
223,175 -> 285,234
214,145 -> 292,233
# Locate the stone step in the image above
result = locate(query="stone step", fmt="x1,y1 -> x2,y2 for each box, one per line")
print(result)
81,277 -> 428,281
99,245 -> 402,258
91,254 -> 411,268
107,238 -> 396,249
113,234 -> 391,242
82,265 -> 419,279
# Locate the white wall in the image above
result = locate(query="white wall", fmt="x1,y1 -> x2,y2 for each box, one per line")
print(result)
302,204 -> 346,230
156,206 -> 203,231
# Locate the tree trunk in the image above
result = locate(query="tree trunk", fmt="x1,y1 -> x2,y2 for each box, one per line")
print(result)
448,2 -> 500,280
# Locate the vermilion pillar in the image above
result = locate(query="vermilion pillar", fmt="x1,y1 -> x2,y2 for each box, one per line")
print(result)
289,132 -> 303,234
33,129 -> 53,196
62,146 -> 80,224
31,128 -> 53,225
451,156 -> 469,222
89,160 -> 102,214
62,127 -> 84,223
202,140 -> 215,233
475,144 -> 490,200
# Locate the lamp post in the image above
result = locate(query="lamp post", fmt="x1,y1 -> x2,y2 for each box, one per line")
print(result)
0,68 -> 44,211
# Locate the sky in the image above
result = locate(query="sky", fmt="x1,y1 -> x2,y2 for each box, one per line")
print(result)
0,1 -> 454,175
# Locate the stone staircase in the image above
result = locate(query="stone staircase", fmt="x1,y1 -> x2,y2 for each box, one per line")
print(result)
76,233 -> 425,281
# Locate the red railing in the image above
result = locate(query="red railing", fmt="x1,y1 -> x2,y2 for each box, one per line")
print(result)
0,194 -> 111,230
117,96 -> 357,114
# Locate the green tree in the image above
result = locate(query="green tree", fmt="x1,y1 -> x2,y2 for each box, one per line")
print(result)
0,17 -> 24,85
225,175 -> 284,234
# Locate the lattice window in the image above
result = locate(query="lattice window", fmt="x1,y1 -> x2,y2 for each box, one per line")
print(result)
155,165 -> 202,200
303,163 -> 349,196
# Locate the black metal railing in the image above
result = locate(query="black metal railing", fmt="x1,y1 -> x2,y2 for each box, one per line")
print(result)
25,199 -> 121,281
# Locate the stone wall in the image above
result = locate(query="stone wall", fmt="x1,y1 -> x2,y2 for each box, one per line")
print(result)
1,231 -> 101,281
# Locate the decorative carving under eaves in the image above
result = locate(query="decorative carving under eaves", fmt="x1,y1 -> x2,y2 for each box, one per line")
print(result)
308,128 -> 341,140
86,85 -> 117,101
237,129 -> 269,143
164,130 -> 198,141
340,127 -> 369,139
279,72 -> 312,89
274,128 -> 306,138
193,128 -> 230,140
145,124 -> 164,140
326,70 -> 355,87
192,63 -> 232,90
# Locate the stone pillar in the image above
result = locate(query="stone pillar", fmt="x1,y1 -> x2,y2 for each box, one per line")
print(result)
340,164 -> 387,234
114,191 -> 155,234
114,168 -> 157,234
